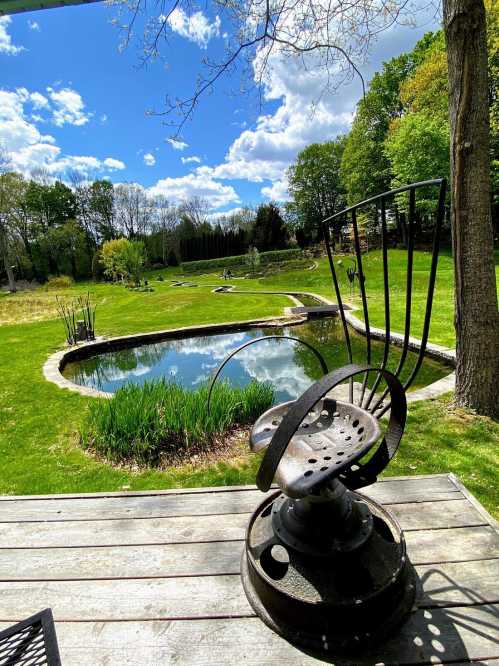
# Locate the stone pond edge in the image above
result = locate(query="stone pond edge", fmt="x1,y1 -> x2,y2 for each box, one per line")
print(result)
43,289 -> 455,404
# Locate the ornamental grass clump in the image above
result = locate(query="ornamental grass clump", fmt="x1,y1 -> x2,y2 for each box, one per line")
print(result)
81,379 -> 274,465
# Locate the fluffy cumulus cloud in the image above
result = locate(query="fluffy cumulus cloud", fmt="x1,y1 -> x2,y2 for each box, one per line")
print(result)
29,91 -> 49,109
103,157 -> 125,170
0,87 -> 124,177
148,171 -> 240,208
28,20 -> 40,31
167,137 -> 188,151
0,16 -> 24,55
143,152 -> 156,166
167,8 -> 221,49
181,155 -> 201,165
47,87 -> 91,127
145,48 -> 355,211
198,49 -> 355,201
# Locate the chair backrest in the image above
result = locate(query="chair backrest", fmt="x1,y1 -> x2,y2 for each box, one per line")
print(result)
320,178 -> 447,420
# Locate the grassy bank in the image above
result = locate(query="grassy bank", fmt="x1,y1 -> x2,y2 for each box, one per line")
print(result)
0,250 -> 497,517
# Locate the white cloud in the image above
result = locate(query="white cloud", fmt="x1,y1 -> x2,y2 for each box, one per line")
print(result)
47,87 -> 91,127
103,157 -> 125,170
166,8 -> 221,49
261,178 -> 291,201
143,152 -> 156,166
100,113 -> 108,124
0,16 -> 24,55
167,137 -> 188,151
0,87 -> 124,178
207,52 -> 353,199
28,20 -> 40,31
29,92 -> 48,109
148,172 -> 240,209
181,155 -> 201,165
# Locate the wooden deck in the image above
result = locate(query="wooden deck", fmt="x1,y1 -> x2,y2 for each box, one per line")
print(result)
0,473 -> 497,665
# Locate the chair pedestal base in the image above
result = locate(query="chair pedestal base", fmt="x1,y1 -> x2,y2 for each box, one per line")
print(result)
241,490 -> 418,655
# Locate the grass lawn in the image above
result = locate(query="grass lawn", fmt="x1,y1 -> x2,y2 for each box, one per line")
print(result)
0,249 -> 497,518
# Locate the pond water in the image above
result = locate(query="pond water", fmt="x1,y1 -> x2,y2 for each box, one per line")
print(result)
62,318 -> 451,402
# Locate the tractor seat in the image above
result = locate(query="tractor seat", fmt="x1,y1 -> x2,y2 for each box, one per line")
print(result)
250,398 -> 381,498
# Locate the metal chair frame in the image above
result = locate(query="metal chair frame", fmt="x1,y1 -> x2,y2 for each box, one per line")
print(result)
0,609 -> 61,666
209,178 -> 447,489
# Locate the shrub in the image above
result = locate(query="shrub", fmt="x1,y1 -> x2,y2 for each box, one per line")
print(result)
180,248 -> 302,274
259,248 -> 302,264
100,239 -> 147,286
45,275 -> 74,289
92,250 -> 106,281
81,380 -> 274,465
246,246 -> 260,272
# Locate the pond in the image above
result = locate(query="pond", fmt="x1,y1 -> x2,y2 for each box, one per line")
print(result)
62,318 -> 451,402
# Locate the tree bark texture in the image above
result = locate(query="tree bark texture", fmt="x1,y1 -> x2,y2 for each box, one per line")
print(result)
2,252 -> 16,293
444,0 -> 499,417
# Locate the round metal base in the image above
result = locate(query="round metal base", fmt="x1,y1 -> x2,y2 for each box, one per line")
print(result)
241,491 -> 418,655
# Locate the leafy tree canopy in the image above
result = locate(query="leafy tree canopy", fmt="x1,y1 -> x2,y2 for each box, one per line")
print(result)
287,138 -> 346,235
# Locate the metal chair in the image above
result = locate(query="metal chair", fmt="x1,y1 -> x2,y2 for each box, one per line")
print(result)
211,179 -> 447,654
0,609 -> 61,665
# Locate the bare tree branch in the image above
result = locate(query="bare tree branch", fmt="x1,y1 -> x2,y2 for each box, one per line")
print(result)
111,0 -> 432,134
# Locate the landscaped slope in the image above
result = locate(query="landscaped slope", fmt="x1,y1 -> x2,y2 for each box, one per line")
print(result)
0,252 -> 497,517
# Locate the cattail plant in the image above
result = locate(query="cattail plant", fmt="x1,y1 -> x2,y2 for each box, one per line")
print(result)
76,292 -> 97,341
56,293 -> 96,345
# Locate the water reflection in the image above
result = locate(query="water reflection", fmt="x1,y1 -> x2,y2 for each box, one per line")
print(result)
63,318 -> 450,401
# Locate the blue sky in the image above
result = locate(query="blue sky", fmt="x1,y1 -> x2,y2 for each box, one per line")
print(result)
0,3 -> 440,213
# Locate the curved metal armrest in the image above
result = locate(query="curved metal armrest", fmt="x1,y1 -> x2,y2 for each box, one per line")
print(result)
207,335 -> 328,412
256,363 -> 407,493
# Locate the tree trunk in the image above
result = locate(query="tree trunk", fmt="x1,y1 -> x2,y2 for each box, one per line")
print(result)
2,252 -> 16,292
443,0 -> 499,417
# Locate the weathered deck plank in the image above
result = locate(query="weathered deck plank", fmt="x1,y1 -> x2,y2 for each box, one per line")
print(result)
0,499 -> 484,549
0,525 -> 496,580
0,476 -> 461,523
0,474 -> 496,665
1,605 -> 498,666
0,559 -> 497,621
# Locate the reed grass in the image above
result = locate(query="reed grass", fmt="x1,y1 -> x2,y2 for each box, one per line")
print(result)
81,379 -> 274,465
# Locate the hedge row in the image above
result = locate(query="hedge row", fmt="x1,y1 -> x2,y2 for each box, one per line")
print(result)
180,248 -> 303,273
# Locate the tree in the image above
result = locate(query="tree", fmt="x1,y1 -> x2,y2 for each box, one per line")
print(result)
287,139 -> 346,238
101,238 -> 147,284
443,0 -> 499,415
0,156 -> 17,292
25,180 -> 77,230
41,221 -> 89,278
114,183 -> 150,237
250,203 -> 288,251
121,240 -> 147,285
101,238 -> 131,282
151,195 -> 177,264
245,246 -> 260,273
90,180 -> 116,242
384,113 -> 450,198
179,197 -> 210,227
340,35 -> 441,204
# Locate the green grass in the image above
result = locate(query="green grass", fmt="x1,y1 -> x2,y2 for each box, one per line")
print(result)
81,379 -> 274,464
0,251 -> 497,518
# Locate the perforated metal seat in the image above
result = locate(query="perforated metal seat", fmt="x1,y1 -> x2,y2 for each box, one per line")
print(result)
250,398 -> 381,498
